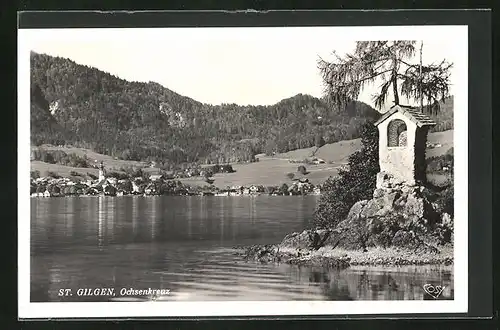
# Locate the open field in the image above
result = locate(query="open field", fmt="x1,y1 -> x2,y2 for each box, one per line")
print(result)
273,138 -> 361,164
31,130 -> 453,188
426,130 -> 453,158
179,158 -> 342,188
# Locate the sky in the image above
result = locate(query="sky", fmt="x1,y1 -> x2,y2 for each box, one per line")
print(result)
24,26 -> 465,111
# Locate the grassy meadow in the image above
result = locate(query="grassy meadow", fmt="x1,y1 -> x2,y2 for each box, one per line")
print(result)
31,130 -> 453,188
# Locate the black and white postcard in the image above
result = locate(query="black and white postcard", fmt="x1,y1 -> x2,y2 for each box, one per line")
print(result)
18,23 -> 468,318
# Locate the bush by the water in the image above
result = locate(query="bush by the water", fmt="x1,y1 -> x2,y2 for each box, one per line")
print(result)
313,122 -> 379,229
435,177 -> 454,217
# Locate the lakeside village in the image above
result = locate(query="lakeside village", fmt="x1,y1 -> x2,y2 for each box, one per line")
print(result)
30,161 -> 322,198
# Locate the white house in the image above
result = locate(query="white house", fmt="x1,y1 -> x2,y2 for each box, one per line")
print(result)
107,177 -> 118,185
132,181 -> 141,194
149,174 -> 163,181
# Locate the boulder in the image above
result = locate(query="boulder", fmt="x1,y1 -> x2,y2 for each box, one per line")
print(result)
392,230 -> 419,248
376,171 -> 405,189
372,188 -> 385,199
405,191 -> 425,218
280,229 -> 339,250
334,172 -> 450,251
347,200 -> 368,219
376,172 -> 389,189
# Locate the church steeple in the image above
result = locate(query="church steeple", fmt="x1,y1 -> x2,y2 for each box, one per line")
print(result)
98,161 -> 105,182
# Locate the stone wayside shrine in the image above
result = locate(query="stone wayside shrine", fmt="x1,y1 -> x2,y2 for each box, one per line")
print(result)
254,105 -> 453,258
374,104 -> 436,187
329,105 -> 452,251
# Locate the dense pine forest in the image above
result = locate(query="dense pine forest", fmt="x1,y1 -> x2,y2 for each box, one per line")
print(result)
30,51 -> 453,167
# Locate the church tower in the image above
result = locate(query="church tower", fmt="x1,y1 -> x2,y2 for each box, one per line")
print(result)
98,161 -> 105,182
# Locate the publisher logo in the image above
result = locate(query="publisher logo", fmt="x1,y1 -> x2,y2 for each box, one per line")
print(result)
423,284 -> 445,299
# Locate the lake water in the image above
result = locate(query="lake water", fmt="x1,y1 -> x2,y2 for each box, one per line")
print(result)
30,196 -> 453,302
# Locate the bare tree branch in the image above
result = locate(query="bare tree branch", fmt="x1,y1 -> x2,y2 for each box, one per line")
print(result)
318,40 -> 453,112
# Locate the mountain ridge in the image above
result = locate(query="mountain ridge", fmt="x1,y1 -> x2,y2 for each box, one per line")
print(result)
30,51 -> 452,167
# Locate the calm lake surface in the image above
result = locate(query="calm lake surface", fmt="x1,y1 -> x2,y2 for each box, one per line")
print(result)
30,196 -> 453,302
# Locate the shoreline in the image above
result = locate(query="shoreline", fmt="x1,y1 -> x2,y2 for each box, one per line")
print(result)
30,193 -> 322,198
234,244 -> 453,267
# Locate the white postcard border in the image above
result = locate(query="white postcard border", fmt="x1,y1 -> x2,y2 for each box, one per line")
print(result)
18,25 -> 468,318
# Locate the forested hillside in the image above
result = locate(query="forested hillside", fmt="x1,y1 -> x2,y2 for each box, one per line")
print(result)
427,96 -> 454,133
30,51 -> 452,167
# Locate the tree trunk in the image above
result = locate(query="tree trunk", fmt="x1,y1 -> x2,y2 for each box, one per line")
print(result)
392,58 -> 400,105
392,75 -> 399,105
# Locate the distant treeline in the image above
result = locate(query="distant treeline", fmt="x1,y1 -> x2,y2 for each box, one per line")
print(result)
30,51 -> 453,166
426,96 -> 454,133
30,148 -> 90,168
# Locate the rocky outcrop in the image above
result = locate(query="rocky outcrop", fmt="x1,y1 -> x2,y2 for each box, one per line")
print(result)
236,244 -> 350,269
335,172 -> 449,252
235,172 -> 453,266
279,229 -> 343,250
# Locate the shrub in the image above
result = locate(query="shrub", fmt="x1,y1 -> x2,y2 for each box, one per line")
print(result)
313,123 -> 380,229
204,168 -> 214,178
30,170 -> 40,179
69,171 -> 81,177
87,172 -> 98,180
297,165 -> 308,175
131,168 -> 145,178
49,185 -> 61,194
436,178 -> 454,217
66,153 -> 89,168
42,152 -> 55,164
286,172 -> 295,180
106,171 -> 129,180
31,148 -> 88,168
279,183 -> 289,195
221,164 -> 235,173
47,171 -> 60,179
264,186 -> 277,194
315,134 -> 325,148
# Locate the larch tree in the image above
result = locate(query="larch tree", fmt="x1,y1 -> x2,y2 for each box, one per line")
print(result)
317,41 -> 453,113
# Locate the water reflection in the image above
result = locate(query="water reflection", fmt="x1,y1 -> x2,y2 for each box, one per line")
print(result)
132,196 -> 138,236
186,196 -> 192,239
219,197 -> 225,243
30,196 -> 453,302
98,196 -> 104,248
151,196 -> 157,239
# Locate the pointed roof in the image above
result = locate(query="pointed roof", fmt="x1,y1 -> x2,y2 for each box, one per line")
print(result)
374,105 -> 436,127
94,178 -> 109,188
